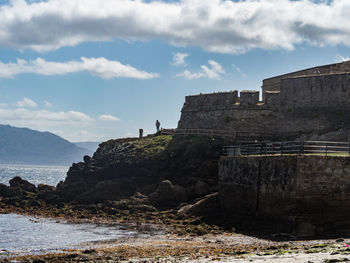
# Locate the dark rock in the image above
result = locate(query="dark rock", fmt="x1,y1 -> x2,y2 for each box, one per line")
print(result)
19,200 -> 28,208
73,179 -> 135,204
37,184 -> 55,192
149,182 -> 175,210
178,192 -> 220,217
113,192 -> 157,212
194,181 -> 210,196
9,176 -> 36,193
0,183 -> 8,196
173,185 -> 187,203
157,180 -> 173,197
28,199 -> 41,207
37,191 -> 60,205
5,187 -> 23,198
3,197 -> 21,206
83,155 -> 91,163
149,180 -> 191,210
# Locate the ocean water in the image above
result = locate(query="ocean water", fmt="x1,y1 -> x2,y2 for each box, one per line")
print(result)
0,165 -> 158,256
0,214 -> 155,256
0,164 -> 69,186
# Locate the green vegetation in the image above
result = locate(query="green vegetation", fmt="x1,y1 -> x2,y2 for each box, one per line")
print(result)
132,135 -> 173,158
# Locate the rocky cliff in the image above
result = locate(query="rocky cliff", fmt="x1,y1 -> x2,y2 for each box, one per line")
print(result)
56,135 -> 232,210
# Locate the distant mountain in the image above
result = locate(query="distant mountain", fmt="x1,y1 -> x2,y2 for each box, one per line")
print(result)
0,124 -> 90,165
74,141 -> 100,153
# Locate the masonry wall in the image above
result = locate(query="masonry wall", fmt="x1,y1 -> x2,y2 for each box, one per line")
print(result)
178,92 -> 282,139
280,73 -> 350,114
262,60 -> 350,101
219,155 -> 350,236
177,73 -> 350,139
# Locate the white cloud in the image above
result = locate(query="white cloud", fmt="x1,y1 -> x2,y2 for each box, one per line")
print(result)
1,0 -> 350,53
172,52 -> 188,66
178,60 -> 225,80
232,64 -> 247,78
0,108 -> 92,127
16,97 -> 37,108
44,100 -> 52,107
0,57 -> 159,79
0,103 -> 8,107
99,114 -> 120,121
335,54 -> 350,62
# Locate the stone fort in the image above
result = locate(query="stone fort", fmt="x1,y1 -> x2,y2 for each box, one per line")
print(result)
178,60 -> 350,141
179,60 -> 350,236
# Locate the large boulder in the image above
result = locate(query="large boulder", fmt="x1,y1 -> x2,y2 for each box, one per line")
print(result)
194,181 -> 210,196
149,180 -> 188,210
73,179 -> 135,204
178,192 -> 220,217
9,177 -> 36,193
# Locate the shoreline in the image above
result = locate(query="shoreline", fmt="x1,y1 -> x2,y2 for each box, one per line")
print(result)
2,209 -> 350,262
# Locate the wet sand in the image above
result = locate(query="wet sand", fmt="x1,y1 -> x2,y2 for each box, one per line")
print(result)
1,205 -> 350,262
3,229 -> 350,262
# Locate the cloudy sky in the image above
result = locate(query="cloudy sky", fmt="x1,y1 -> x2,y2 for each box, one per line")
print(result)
0,0 -> 349,142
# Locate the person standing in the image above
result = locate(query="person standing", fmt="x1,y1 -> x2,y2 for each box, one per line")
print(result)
156,120 -> 160,133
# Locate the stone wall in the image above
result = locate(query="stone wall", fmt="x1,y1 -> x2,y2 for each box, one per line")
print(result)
219,155 -> 350,236
177,72 -> 350,139
183,91 -> 238,111
177,90 -> 282,139
262,60 -> 350,100
280,73 -> 350,114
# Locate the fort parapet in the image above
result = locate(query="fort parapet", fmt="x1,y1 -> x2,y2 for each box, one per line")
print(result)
178,63 -> 350,140
262,60 -> 350,100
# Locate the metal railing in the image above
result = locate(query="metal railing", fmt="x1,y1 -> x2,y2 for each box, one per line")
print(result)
223,141 -> 350,157
160,128 -> 277,140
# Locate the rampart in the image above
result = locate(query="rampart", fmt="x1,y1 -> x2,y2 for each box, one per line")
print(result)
219,155 -> 350,236
262,60 -> 350,101
177,73 -> 350,140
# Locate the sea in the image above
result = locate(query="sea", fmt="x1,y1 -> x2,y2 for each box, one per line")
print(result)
0,164 -> 156,256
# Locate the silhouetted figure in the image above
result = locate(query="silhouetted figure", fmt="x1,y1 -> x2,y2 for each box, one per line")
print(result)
156,120 -> 160,133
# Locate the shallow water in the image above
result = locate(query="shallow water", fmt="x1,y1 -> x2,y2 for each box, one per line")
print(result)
0,164 -> 68,186
0,213 -> 156,256
0,165 -> 160,256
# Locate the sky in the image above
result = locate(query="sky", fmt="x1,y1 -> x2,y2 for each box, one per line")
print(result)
0,0 -> 349,142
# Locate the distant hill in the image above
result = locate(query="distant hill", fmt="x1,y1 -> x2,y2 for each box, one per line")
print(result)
0,124 -> 90,165
74,141 -> 100,153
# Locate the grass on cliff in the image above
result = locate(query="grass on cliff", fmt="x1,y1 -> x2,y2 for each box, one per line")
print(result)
131,134 -> 234,162
132,135 -> 173,158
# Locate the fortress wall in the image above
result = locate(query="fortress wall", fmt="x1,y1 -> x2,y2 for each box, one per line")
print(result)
262,61 -> 350,101
264,91 -> 280,109
219,155 -> 350,236
240,90 -> 259,106
280,73 -> 350,113
178,106 -> 279,134
183,91 -> 238,111
177,90 -> 282,135
177,72 -> 350,138
177,87 -> 337,137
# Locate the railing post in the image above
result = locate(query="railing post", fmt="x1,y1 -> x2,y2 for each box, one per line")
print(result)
326,144 -> 328,156
281,143 -> 283,156
301,141 -> 304,155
